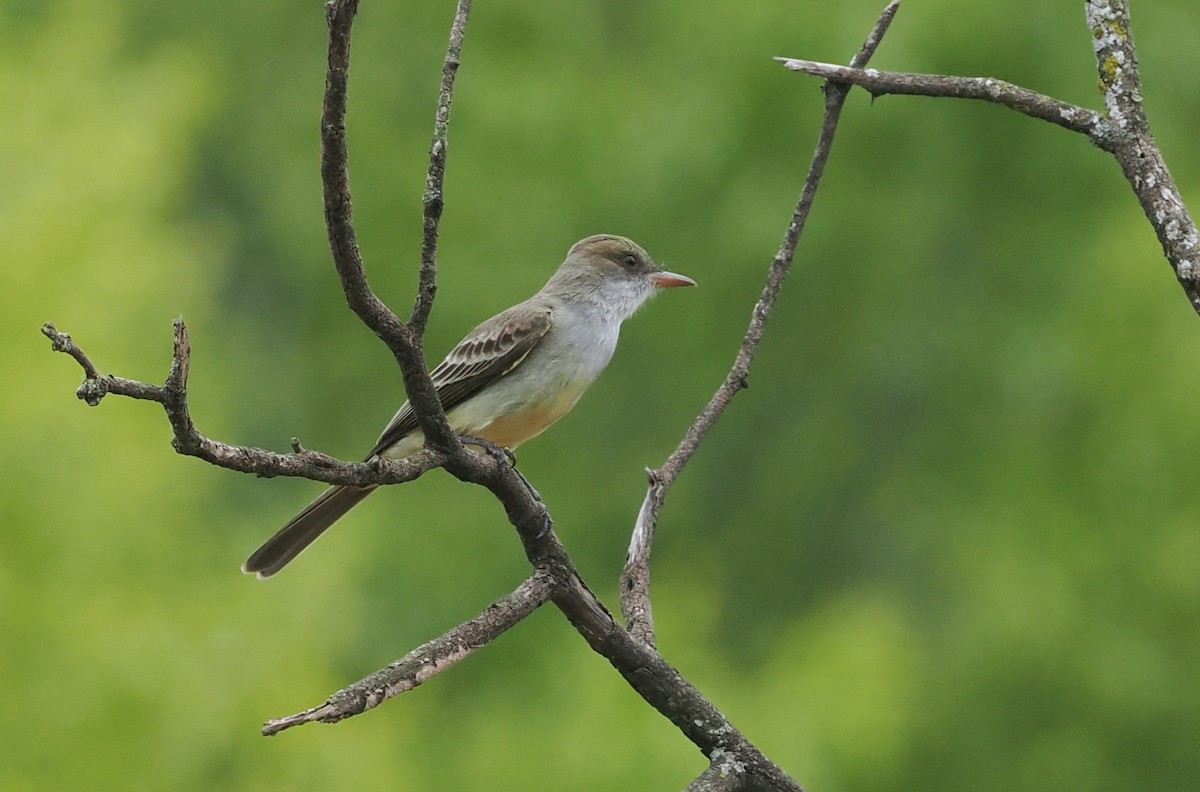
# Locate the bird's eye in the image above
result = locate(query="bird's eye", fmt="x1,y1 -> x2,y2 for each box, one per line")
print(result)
621,254 -> 638,269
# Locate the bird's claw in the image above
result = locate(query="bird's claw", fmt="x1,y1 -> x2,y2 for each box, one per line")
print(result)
456,434 -> 513,465
457,434 -> 542,504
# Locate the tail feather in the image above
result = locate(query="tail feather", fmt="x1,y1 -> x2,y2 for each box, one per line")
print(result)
243,484 -> 377,578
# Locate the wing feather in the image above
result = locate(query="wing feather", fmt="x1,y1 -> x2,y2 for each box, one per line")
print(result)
367,304 -> 553,457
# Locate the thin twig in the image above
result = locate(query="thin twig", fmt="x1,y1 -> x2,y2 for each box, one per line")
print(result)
41,323 -> 101,381
620,0 -> 901,644
321,0 -> 397,339
411,0 -> 472,336
263,570 -> 556,735
162,319 -> 196,451
43,319 -> 445,487
43,320 -> 160,407
621,468 -> 660,645
320,0 -> 459,451
773,59 -> 1110,141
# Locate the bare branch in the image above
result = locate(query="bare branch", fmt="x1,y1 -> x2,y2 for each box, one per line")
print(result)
441,447 -> 798,781
41,322 -> 101,382
162,318 -> 196,448
621,0 -> 900,642
547,566 -> 796,786
411,0 -> 472,336
774,59 -> 1109,141
263,570 -> 556,735
321,0 -> 401,343
44,319 -> 444,487
1086,0 -> 1146,136
1084,0 -> 1200,311
775,1 -> 1200,316
43,321 -> 163,407
179,437 -> 440,486
622,468 -> 661,646
321,0 -> 460,452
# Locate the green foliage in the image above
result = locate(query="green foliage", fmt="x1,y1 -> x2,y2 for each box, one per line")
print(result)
5,0 -> 1200,789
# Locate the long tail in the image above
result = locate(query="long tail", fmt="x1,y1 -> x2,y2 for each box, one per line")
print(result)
243,484 -> 377,578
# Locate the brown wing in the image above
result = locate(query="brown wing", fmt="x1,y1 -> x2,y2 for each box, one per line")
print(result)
367,304 -> 554,458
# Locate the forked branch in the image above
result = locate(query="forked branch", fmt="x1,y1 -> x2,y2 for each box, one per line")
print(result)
776,0 -> 1200,314
620,0 -> 901,647
42,320 -> 437,486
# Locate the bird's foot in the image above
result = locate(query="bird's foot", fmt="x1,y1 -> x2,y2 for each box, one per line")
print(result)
457,435 -> 542,504
457,434 -> 515,466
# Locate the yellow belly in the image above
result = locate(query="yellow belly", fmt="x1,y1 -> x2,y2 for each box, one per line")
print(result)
377,378 -> 590,461
470,399 -> 571,448
461,382 -> 586,449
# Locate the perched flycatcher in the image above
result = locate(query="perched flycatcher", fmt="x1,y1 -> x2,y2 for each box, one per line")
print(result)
243,234 -> 695,577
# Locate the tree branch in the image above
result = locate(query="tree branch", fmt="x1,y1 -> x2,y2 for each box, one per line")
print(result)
321,0 -> 462,452
772,59 -> 1109,140
320,0 -> 403,346
40,322 -> 101,382
1084,0 -> 1200,311
776,0 -> 1200,315
42,319 -> 443,487
411,0 -> 471,336
621,0 -> 901,646
263,569 -> 555,735
1086,0 -> 1146,136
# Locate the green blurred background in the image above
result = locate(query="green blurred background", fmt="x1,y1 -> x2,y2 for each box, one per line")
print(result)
5,0 -> 1199,789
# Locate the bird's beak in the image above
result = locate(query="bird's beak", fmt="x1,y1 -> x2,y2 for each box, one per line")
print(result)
650,270 -> 696,289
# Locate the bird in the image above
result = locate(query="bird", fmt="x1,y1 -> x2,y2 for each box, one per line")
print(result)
243,234 -> 695,578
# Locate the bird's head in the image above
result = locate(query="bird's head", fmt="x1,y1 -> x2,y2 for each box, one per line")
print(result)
549,234 -> 695,320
